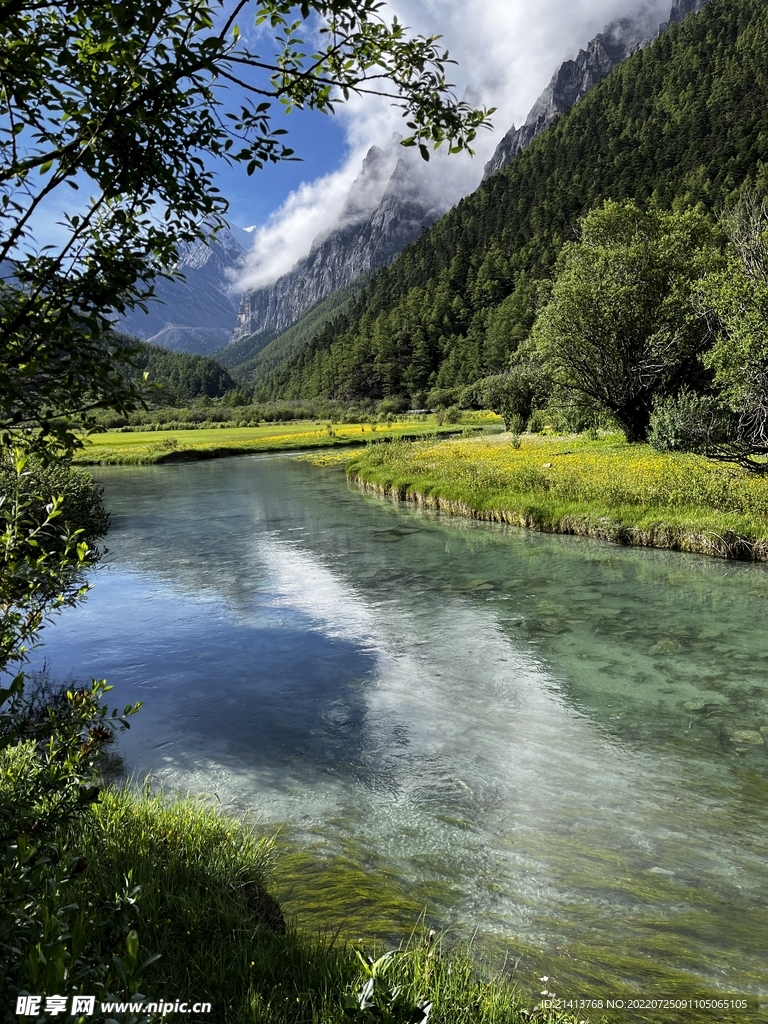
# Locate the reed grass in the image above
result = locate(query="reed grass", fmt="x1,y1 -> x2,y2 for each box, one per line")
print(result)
344,433 -> 768,560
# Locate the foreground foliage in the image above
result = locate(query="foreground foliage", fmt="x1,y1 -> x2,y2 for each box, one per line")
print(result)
0,451 -> 109,680
1,772 -> 582,1024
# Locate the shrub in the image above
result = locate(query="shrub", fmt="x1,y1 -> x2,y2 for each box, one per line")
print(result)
547,399 -> 605,435
153,436 -> 180,451
426,386 -> 460,410
506,413 -> 525,435
470,368 -> 542,430
648,391 -> 725,452
526,410 -> 549,434
378,396 -> 409,415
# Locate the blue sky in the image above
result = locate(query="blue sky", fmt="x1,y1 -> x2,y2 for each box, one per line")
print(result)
220,105 -> 349,229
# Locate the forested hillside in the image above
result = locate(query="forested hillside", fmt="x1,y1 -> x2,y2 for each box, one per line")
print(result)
218,273 -> 370,384
130,341 -> 235,405
260,0 -> 768,403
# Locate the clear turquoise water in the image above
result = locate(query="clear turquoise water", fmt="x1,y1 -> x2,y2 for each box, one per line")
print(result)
34,455 -> 768,1013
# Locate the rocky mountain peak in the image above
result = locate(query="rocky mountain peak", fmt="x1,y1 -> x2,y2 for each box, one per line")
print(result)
230,144 -> 446,342
116,221 -> 254,353
483,0 -> 709,179
338,144 -> 396,222
667,0 -> 710,25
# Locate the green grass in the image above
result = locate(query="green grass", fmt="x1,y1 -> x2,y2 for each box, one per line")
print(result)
72,416 -> 499,465
66,787 -> 580,1024
340,432 -> 768,560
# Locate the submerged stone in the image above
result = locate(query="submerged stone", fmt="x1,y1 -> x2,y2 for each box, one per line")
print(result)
683,700 -> 724,712
730,730 -> 764,745
649,638 -> 682,655
468,578 -> 495,591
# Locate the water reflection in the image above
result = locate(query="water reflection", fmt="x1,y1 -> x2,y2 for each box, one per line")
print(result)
34,455 -> 768,1005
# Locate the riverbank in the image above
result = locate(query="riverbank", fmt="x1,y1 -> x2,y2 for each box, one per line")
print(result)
72,416 -> 498,465
340,432 -> 768,560
13,449 -> 768,1019
60,786 -> 579,1024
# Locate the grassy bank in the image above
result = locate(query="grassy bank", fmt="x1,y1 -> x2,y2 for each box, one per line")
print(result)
59,787 -> 576,1024
342,432 -> 768,560
72,416 -> 498,466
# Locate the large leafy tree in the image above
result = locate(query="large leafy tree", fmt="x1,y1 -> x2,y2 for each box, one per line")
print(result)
653,195 -> 768,471
0,0 -> 490,445
529,200 -> 722,441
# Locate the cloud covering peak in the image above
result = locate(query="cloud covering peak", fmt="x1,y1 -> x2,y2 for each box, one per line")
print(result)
232,0 -> 672,293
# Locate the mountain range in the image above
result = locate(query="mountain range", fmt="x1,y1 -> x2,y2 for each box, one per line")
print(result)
116,223 -> 256,355
229,140 -> 451,342
118,0 -> 713,373
256,0 -> 767,403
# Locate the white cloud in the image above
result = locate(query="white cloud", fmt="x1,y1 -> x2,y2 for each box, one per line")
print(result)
232,158 -> 369,291
233,0 -> 672,293
389,0 -> 670,138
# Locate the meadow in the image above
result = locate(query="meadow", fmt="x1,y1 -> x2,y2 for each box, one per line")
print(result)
340,432 -> 768,560
73,415 -> 498,465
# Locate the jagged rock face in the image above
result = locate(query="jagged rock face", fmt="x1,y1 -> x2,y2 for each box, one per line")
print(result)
117,224 -> 253,354
668,0 -> 709,24
483,0 -> 710,179
231,150 -> 445,341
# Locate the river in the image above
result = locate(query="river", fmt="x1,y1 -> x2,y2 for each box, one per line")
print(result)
33,454 -> 768,1016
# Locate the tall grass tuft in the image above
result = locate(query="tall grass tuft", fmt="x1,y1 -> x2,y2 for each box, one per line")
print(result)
62,787 -> 580,1023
